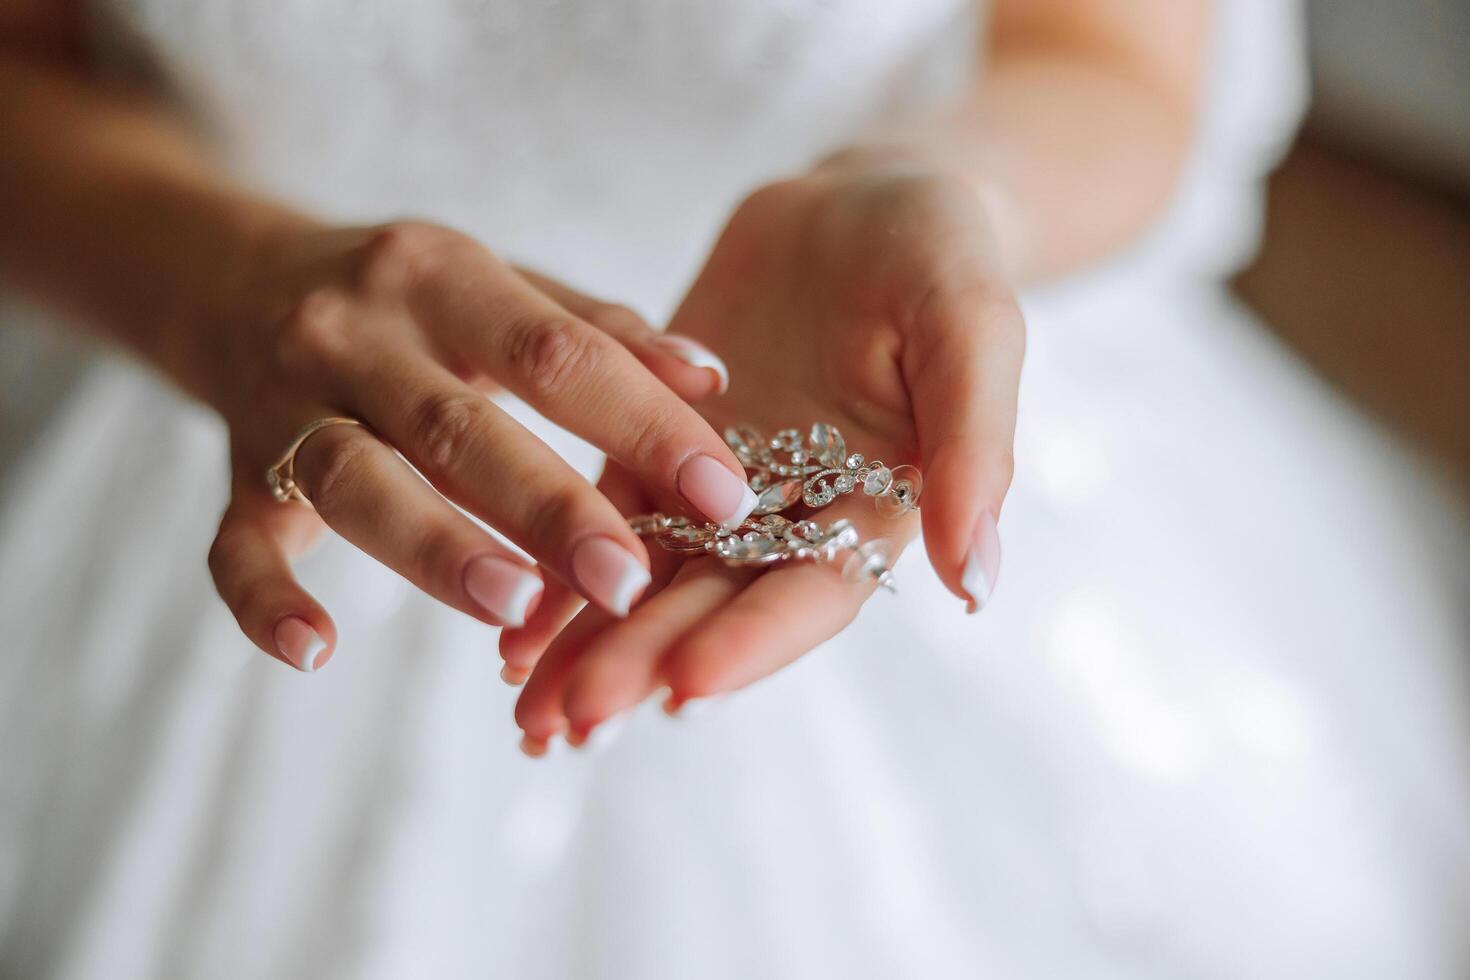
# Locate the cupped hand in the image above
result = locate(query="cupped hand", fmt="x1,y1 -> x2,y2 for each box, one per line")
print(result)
205,220 -> 756,672
508,159 -> 1024,750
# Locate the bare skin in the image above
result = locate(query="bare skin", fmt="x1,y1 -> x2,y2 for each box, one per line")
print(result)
0,1 -> 1209,723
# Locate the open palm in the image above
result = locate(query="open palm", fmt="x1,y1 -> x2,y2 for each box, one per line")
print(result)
505,162 -> 1025,751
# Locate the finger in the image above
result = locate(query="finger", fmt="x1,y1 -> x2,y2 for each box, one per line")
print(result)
498,460 -> 652,678
516,267 -> 728,400
656,494 -> 919,704
208,490 -> 337,672
512,458 -> 691,734
903,283 -> 1023,613
414,264 -> 756,531
512,600 -> 621,750
558,560 -> 755,738
289,420 -> 544,628
497,576 -> 580,685
513,559 -> 745,747
657,563 -> 871,705
344,349 -> 653,618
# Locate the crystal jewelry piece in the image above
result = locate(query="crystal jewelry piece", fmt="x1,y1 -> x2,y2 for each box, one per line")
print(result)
628,512 -> 896,590
724,423 -> 921,517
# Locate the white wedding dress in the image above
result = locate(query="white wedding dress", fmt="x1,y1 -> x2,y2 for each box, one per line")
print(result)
1,1 -> 1466,978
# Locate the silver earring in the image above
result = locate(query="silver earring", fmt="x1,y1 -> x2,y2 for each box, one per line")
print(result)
724,423 -> 922,517
628,513 -> 897,591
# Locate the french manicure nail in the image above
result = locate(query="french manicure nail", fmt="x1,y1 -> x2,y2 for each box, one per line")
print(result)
464,555 -> 543,628
677,454 -> 757,530
571,536 -> 651,617
961,511 -> 1002,614
274,615 -> 327,673
651,334 -> 729,394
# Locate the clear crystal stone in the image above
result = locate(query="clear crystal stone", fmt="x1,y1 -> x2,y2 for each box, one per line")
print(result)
845,453 -> 865,469
808,423 -> 846,468
724,426 -> 766,465
754,479 -> 803,514
862,465 -> 892,496
834,473 -> 855,493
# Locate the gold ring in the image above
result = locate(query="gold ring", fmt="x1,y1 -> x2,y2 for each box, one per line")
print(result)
266,417 -> 366,505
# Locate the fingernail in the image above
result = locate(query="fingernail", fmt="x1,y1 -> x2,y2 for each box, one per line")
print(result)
961,511 -> 1002,614
651,334 -> 729,394
571,536 -> 651,617
464,555 -> 543,628
677,454 -> 757,530
519,734 -> 548,758
500,663 -> 530,686
274,616 -> 327,673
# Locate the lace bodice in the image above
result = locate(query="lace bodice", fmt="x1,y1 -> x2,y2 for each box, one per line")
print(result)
94,0 -> 975,317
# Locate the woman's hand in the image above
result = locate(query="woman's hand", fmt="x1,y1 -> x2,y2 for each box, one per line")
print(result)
508,157 -> 1024,750
205,219 -> 756,672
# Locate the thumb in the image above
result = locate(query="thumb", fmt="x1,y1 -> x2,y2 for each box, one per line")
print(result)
903,283 -> 1024,613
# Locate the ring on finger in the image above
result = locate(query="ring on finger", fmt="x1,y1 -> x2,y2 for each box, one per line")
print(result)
266,416 -> 369,506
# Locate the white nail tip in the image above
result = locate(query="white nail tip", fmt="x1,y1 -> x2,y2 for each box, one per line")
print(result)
500,575 -> 543,629
653,335 -> 729,394
722,484 -> 759,531
609,560 -> 652,618
961,513 -> 1002,615
299,636 -> 326,673
961,555 -> 992,614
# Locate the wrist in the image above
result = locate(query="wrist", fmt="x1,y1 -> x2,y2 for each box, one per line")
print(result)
139,184 -> 318,410
811,143 -> 1033,284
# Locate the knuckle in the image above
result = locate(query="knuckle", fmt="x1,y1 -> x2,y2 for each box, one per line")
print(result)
275,288 -> 355,371
406,390 -> 489,473
300,432 -> 373,515
505,316 -> 601,399
354,221 -> 441,295
354,220 -> 483,298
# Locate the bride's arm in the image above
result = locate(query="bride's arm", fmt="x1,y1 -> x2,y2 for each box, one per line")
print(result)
0,0 -> 299,398
0,1 -> 756,671
832,0 -> 1211,285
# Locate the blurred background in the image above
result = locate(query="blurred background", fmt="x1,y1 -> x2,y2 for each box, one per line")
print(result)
1234,0 -> 1470,494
